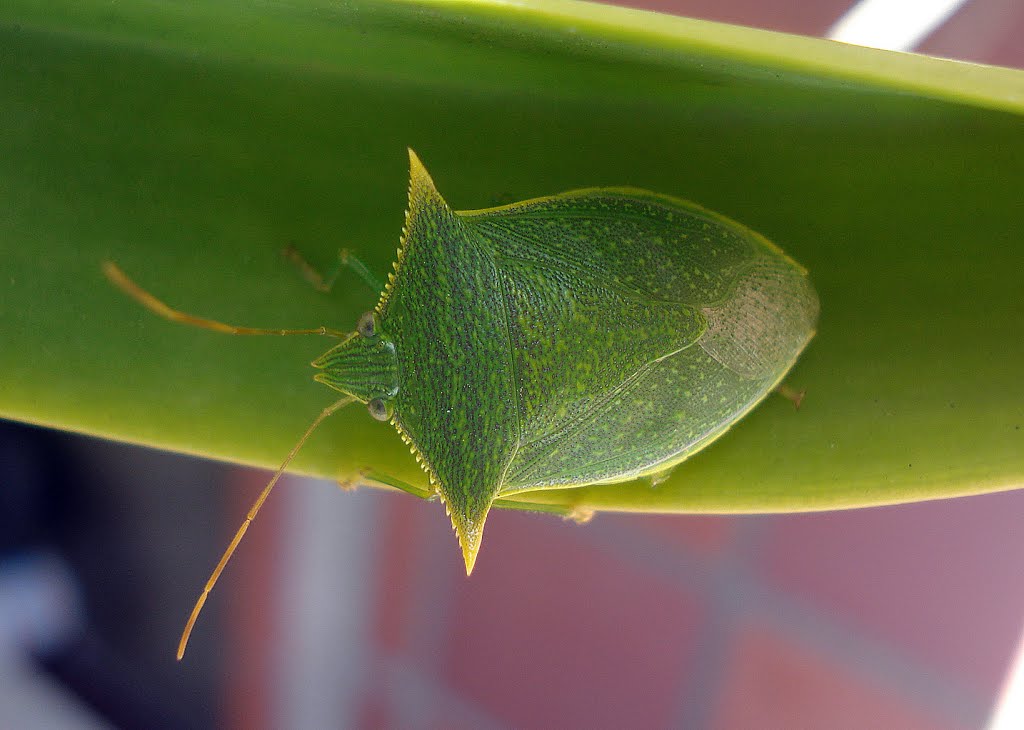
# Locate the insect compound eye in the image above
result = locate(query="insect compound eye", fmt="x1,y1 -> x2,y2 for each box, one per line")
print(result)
356,311 -> 376,338
367,398 -> 389,422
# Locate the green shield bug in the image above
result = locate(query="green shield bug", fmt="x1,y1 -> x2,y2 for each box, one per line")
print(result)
104,149 -> 818,658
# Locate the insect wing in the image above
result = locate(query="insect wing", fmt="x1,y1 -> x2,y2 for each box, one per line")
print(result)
463,189 -> 818,492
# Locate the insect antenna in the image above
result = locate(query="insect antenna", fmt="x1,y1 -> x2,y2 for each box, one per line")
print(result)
100,262 -> 363,658
102,261 -> 350,338
177,394 -> 357,660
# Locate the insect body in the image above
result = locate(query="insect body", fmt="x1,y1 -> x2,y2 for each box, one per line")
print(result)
106,149 -> 818,658
362,151 -> 817,570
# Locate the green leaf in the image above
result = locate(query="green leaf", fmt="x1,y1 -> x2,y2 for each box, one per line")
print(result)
2,0 -> 1022,515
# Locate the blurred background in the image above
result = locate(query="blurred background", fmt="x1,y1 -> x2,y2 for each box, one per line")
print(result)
2,1 -> 1023,728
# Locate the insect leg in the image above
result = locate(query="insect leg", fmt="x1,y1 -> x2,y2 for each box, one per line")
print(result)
491,495 -> 574,518
646,465 -> 676,486
493,495 -> 594,527
358,468 -> 578,517
775,384 -> 806,410
359,468 -> 437,501
282,245 -> 385,294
